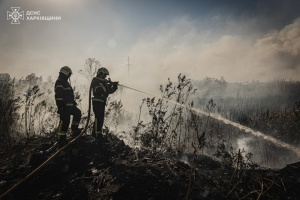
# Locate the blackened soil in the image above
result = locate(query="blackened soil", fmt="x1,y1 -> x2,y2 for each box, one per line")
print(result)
0,134 -> 300,200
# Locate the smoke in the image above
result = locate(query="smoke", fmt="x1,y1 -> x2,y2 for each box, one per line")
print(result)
103,17 -> 300,116
122,17 -> 300,89
237,137 -> 252,152
254,18 -> 300,71
179,154 -> 190,166
1,0 -> 300,84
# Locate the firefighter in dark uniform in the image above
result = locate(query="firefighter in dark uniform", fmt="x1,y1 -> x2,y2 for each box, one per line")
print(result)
91,67 -> 118,138
55,66 -> 82,141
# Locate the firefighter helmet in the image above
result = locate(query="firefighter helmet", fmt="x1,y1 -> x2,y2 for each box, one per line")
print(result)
97,67 -> 109,77
60,66 -> 72,77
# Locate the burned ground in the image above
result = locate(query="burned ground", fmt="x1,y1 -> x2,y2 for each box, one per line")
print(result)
0,134 -> 300,200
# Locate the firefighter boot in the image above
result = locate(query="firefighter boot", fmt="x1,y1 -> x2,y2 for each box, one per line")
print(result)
57,134 -> 67,147
72,128 -> 82,137
92,129 -> 103,140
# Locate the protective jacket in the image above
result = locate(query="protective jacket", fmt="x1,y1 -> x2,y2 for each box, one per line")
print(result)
54,73 -> 75,109
54,72 -> 81,140
91,77 -> 117,104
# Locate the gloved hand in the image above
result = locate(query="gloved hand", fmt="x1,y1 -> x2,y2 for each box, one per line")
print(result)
58,105 -> 72,114
112,81 -> 119,90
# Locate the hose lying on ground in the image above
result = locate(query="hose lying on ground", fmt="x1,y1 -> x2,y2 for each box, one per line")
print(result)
0,83 -> 93,199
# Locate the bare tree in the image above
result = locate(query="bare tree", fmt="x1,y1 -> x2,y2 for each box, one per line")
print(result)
79,58 -> 102,82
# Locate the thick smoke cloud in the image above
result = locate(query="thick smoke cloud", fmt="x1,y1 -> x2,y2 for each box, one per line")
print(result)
124,17 -> 300,87
255,18 -> 300,71
1,0 -> 300,84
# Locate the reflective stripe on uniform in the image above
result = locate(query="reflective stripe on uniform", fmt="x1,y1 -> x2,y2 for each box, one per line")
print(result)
72,121 -> 79,126
66,103 -> 73,106
94,119 -> 102,136
57,131 -> 66,136
57,120 -> 66,138
58,120 -> 63,131
92,97 -> 104,103
95,83 -> 106,93
95,118 -> 97,132
55,85 -> 71,90
55,98 -> 63,101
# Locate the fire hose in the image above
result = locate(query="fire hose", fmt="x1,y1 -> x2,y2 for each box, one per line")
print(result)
0,82 -> 93,199
0,81 -> 202,199
2,81 -> 300,199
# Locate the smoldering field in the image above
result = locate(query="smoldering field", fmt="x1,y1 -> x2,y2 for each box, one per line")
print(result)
1,72 -> 299,169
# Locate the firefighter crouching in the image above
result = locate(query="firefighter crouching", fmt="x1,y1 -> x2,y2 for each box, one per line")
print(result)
55,66 -> 82,142
91,67 -> 118,139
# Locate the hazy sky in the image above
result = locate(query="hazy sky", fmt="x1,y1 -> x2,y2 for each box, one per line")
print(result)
1,0 -> 300,89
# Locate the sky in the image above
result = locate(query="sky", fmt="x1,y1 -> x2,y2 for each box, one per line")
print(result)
1,0 -> 300,91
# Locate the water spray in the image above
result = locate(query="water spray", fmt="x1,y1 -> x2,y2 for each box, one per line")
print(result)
119,83 -> 300,157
